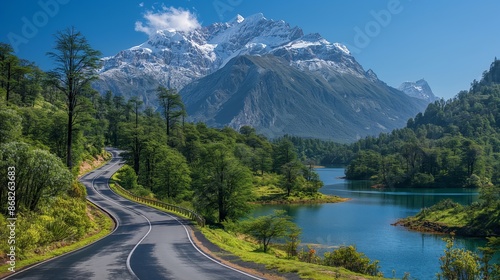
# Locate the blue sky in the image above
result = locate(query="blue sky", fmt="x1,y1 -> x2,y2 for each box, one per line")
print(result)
1,0 -> 500,100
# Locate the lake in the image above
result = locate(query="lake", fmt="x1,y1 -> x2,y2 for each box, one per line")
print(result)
252,168 -> 484,279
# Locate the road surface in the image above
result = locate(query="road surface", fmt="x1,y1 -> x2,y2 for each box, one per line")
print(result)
7,148 -> 260,280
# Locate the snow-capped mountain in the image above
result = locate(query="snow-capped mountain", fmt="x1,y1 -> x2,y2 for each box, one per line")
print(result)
399,79 -> 439,102
93,13 -> 430,141
94,13 -> 374,104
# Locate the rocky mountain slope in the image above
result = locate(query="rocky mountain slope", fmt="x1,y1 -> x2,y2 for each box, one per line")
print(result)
93,13 -> 429,141
181,55 -> 427,142
399,79 -> 438,102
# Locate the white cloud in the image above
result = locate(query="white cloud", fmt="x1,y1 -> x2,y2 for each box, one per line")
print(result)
139,2 -> 144,7
135,7 -> 200,36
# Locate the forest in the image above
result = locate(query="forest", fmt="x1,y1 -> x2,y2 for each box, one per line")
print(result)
343,59 -> 500,190
0,28 -> 324,233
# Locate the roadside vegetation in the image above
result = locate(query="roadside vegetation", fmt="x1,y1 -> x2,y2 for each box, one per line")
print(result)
201,211 -> 387,280
0,32 -> 345,276
0,32 -> 115,275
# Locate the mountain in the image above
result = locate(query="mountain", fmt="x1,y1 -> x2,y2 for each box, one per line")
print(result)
93,13 -> 304,101
399,79 -> 438,102
94,13 -> 429,141
181,55 -> 427,142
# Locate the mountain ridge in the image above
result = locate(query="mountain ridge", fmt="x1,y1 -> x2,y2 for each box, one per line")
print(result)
94,13 -> 380,103
93,13 -> 429,141
181,54 -> 427,142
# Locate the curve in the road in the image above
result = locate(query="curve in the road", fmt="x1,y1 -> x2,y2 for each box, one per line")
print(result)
6,148 -> 262,280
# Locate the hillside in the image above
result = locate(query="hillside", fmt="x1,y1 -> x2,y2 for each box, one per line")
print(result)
181,54 -> 427,141
344,59 -> 500,189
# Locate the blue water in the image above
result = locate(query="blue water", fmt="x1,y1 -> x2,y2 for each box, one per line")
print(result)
252,168 -> 485,279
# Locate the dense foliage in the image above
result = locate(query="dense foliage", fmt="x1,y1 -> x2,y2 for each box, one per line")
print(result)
341,59 -> 500,189
2,33 -> 325,228
297,244 -> 382,276
110,98 -> 324,223
437,238 -> 500,280
0,38 -> 109,260
236,210 -> 300,253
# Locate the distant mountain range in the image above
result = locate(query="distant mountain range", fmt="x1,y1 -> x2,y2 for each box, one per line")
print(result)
399,79 -> 439,102
93,13 -> 430,142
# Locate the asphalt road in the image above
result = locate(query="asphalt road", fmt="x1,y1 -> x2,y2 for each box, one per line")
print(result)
7,148 -> 261,280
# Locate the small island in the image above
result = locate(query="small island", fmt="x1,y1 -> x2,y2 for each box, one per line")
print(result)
253,179 -> 347,204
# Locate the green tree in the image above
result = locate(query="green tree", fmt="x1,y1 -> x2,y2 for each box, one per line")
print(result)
379,154 -> 405,187
0,43 -> 18,104
437,238 -> 481,280
345,150 -> 382,180
156,86 -> 185,139
193,143 -> 253,223
129,96 -> 143,174
479,237 -> 500,279
281,160 -> 303,196
478,182 -> 500,206
154,147 -> 191,199
462,140 -> 482,177
46,27 -> 101,168
255,147 -> 273,175
116,164 -> 139,190
0,107 -> 22,144
239,210 -> 300,253
0,142 -> 72,212
302,161 -> 323,193
273,138 -> 297,172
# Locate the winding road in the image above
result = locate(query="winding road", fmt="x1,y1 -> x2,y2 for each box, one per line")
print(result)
7,148 -> 261,280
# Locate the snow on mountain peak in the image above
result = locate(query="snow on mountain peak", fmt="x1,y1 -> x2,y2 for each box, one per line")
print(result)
244,13 -> 266,22
232,14 -> 245,23
399,79 -> 438,102
97,12 -> 370,99
333,43 -> 350,55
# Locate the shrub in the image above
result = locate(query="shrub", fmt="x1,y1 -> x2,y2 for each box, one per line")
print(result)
429,199 -> 461,211
297,246 -> 321,264
412,173 -> 435,187
116,164 -> 139,190
437,238 -> 480,280
323,245 -> 381,276
67,181 -> 87,199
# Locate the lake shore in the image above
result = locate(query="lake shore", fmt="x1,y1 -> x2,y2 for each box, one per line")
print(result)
253,194 -> 349,205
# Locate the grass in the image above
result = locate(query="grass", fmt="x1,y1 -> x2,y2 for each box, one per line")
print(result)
77,151 -> 112,178
109,173 -> 194,222
0,201 -> 114,277
0,152 -> 115,277
200,227 -> 386,280
253,183 -> 347,204
397,199 -> 500,236
416,208 -> 469,227
252,173 -> 348,204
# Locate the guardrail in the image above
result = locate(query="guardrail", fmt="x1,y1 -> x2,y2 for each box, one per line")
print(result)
113,183 -> 205,227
